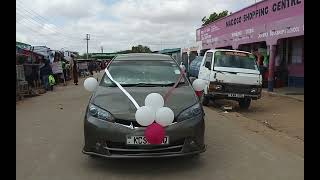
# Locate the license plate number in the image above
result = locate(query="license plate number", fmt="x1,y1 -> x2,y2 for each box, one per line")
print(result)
228,93 -> 244,98
126,136 -> 169,145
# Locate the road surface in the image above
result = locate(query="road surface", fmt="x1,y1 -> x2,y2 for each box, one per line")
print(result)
16,75 -> 304,180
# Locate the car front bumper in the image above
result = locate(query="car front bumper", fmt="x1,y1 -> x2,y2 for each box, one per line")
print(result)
83,113 -> 206,158
207,91 -> 261,100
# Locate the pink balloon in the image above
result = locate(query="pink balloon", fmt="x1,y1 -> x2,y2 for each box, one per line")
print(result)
144,123 -> 165,145
195,90 -> 202,97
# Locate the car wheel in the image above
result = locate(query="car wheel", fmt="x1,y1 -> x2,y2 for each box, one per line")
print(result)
189,153 -> 200,159
239,98 -> 251,109
201,95 -> 210,106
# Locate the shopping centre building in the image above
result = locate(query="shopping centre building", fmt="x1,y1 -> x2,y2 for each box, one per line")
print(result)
191,0 -> 303,91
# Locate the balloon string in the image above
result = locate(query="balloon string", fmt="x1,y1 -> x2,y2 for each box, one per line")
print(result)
105,69 -> 140,109
163,70 -> 184,103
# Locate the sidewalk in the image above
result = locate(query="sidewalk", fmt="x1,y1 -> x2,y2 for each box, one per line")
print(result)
263,87 -> 304,101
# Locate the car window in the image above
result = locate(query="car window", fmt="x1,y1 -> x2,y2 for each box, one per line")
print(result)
203,53 -> 213,70
214,51 -> 258,70
100,60 -> 187,87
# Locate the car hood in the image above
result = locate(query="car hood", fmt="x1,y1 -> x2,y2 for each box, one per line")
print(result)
91,85 -> 198,120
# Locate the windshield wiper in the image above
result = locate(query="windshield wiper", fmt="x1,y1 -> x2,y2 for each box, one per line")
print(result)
106,82 -> 185,87
159,82 -> 186,87
121,83 -> 161,87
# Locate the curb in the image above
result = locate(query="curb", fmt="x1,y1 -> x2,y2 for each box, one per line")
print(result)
262,90 -> 304,102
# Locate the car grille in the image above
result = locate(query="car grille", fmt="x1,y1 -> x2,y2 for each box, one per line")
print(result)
105,139 -> 185,155
115,119 -> 144,127
223,84 -> 259,94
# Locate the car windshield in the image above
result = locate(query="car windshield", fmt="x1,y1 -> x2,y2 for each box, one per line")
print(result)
214,51 -> 258,70
100,60 -> 186,87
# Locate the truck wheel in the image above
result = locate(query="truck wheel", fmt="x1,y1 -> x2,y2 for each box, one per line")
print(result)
239,98 -> 251,109
202,95 -> 210,106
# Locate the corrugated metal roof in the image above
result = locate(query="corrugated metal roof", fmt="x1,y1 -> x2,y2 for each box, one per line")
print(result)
158,48 -> 181,54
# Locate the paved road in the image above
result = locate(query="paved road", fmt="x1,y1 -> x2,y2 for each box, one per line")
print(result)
16,75 -> 304,180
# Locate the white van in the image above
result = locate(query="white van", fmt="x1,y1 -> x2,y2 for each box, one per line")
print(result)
198,49 -> 262,109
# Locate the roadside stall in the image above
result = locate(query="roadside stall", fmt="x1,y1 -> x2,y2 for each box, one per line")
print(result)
77,59 -> 91,77
16,46 -> 45,100
51,51 -> 66,85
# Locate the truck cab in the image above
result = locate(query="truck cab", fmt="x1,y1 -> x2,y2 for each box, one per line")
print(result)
198,49 -> 262,109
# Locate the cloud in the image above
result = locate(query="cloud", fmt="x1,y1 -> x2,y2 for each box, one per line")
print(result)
16,0 -> 257,53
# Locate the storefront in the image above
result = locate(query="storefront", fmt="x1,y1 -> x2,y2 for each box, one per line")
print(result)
196,0 -> 304,91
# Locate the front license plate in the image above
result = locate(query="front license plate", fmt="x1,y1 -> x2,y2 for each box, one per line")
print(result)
228,93 -> 245,98
126,136 -> 169,145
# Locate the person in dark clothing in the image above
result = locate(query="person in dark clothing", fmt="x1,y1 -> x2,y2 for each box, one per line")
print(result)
88,61 -> 94,75
73,61 -> 78,85
40,60 -> 53,91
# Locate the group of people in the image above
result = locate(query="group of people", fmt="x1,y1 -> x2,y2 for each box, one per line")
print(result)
38,60 -> 107,91
39,59 -> 79,91
88,61 -> 102,75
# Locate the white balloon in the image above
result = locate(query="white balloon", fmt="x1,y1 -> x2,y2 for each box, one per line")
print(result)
155,107 -> 174,127
135,106 -> 155,126
192,79 -> 206,91
84,77 -> 98,92
145,93 -> 164,110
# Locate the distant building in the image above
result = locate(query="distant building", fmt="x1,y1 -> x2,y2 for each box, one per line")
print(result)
158,48 -> 181,63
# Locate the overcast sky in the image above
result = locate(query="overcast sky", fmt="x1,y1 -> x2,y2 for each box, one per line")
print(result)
16,0 -> 259,54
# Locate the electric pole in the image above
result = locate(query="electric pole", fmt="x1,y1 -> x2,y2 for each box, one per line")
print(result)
85,34 -> 90,59
101,46 -> 103,53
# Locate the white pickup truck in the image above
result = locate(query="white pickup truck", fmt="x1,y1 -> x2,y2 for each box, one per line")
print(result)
198,49 -> 262,109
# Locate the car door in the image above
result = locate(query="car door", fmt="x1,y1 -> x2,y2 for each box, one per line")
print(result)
198,52 -> 213,81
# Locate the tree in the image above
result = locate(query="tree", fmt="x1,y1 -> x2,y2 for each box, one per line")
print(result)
116,45 -> 152,54
201,10 -> 230,26
131,45 -> 152,53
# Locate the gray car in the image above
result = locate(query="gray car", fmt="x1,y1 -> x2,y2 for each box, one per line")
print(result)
82,53 -> 206,158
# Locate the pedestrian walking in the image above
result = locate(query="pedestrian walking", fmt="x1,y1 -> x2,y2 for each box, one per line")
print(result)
40,59 -> 53,91
97,62 -> 101,73
73,60 -> 79,85
88,61 -> 94,76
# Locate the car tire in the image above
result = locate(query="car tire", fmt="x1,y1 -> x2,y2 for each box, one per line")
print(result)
201,95 -> 210,106
190,153 -> 200,158
89,154 -> 100,159
239,98 -> 251,109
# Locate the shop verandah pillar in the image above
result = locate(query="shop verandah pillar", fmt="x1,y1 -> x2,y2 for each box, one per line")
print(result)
268,45 -> 276,92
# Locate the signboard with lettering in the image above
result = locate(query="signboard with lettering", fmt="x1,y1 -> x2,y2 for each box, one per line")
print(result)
51,62 -> 63,74
196,0 -> 304,48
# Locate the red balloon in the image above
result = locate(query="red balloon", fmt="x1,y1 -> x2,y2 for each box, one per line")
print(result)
195,91 -> 202,97
144,123 -> 165,144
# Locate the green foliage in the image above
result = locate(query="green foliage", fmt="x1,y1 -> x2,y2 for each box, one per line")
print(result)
201,10 -> 230,26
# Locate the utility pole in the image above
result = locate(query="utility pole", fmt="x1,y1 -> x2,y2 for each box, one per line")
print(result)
85,34 -> 90,59
101,46 -> 103,53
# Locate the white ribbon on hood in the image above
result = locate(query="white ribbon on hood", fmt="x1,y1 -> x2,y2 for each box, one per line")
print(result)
104,69 -> 140,109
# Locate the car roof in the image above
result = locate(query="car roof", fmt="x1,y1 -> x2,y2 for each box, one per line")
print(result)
114,53 -> 173,61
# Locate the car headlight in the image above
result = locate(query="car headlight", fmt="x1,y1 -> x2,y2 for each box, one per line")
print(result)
251,88 -> 257,93
209,84 -> 223,91
214,84 -> 223,90
88,104 -> 115,122
177,103 -> 203,122
250,87 -> 261,94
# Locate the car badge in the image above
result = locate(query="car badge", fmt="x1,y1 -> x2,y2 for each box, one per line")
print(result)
129,122 -> 134,129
